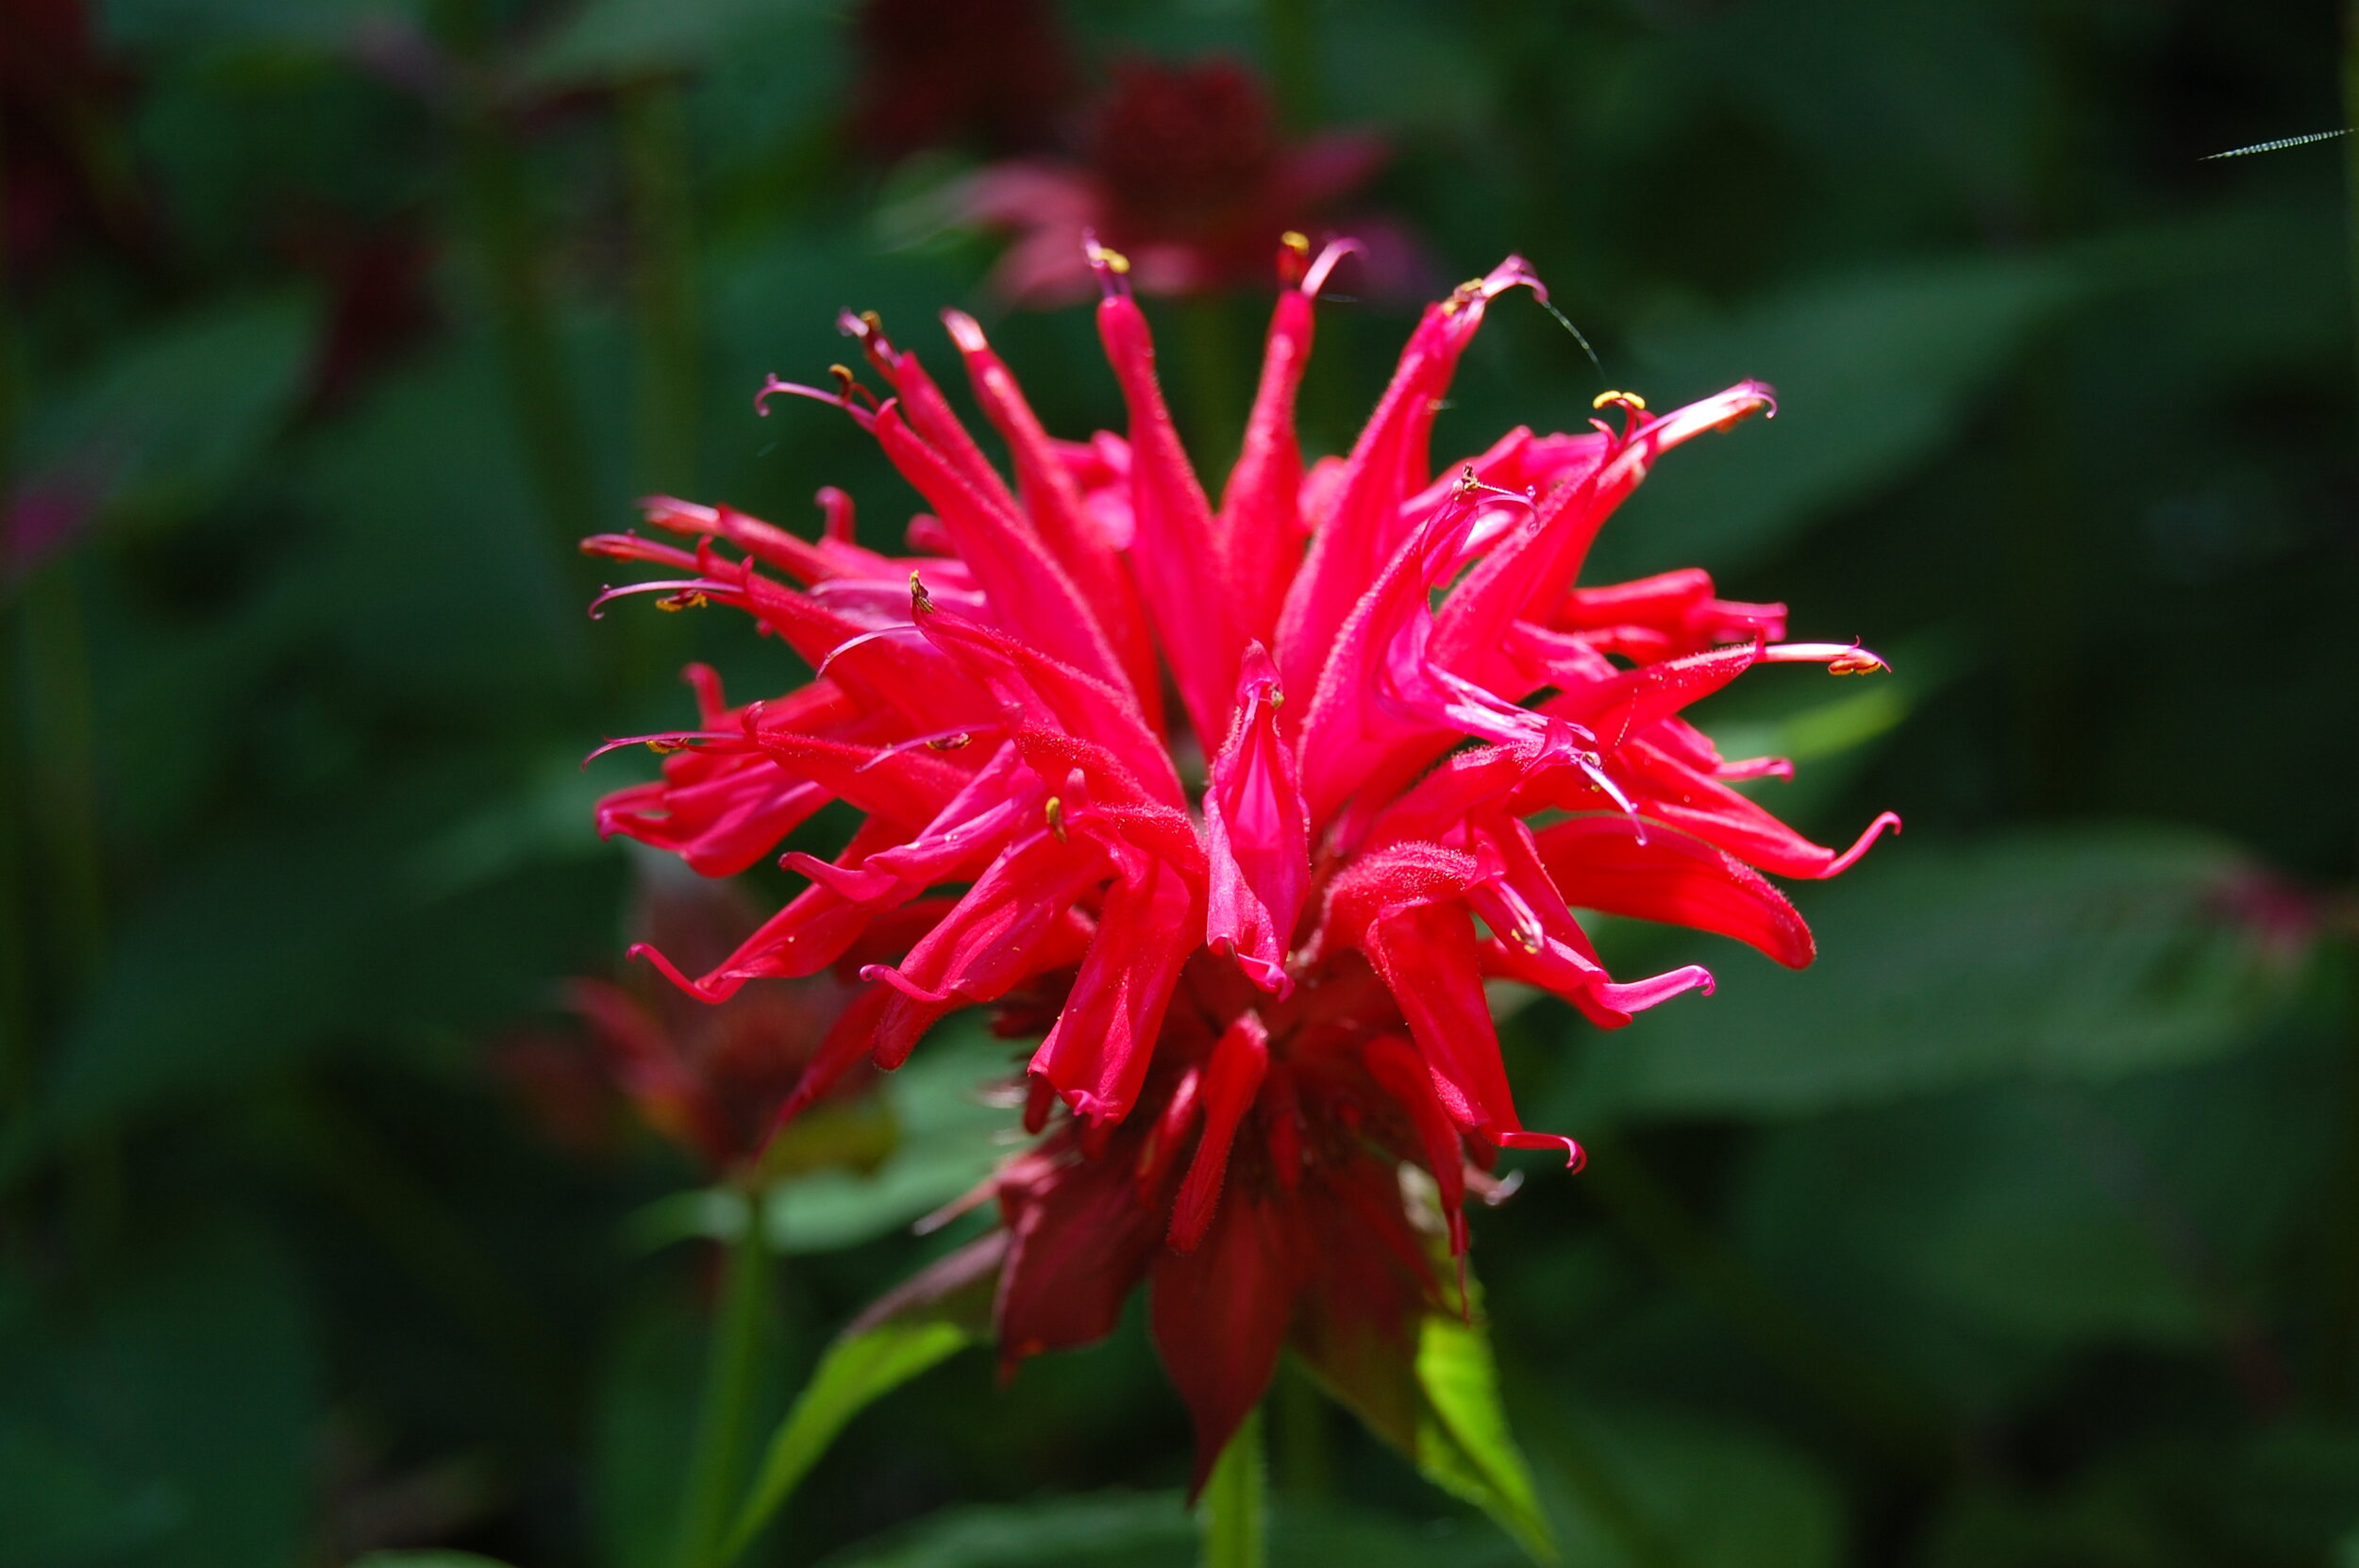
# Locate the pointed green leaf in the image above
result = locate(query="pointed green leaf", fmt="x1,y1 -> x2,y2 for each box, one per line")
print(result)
1414,1312 -> 1557,1563
1576,830 -> 2320,1119
1196,1410 -> 1267,1568
721,1239 -> 999,1560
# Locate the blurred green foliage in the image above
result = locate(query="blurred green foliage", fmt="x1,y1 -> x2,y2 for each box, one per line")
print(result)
1,0 -> 2352,1564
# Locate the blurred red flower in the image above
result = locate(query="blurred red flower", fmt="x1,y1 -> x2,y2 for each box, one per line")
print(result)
949,58 -> 1397,303
585,239 -> 1897,1469
499,871 -> 878,1176
849,0 -> 1077,162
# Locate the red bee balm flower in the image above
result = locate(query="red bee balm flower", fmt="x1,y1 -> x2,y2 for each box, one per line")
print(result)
586,241 -> 1898,1476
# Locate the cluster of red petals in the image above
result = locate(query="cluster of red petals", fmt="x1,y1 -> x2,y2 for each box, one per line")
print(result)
847,0 -> 1076,163
586,241 -> 1897,1471
562,875 -> 870,1174
949,57 -> 1390,304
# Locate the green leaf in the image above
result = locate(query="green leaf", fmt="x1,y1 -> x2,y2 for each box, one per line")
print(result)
722,1262 -> 990,1562
102,0 -> 409,53
526,0 -> 826,86
820,1493 -> 1531,1568
15,293 -> 316,536
1735,1048 -> 2339,1384
0,771 -> 621,1184
1414,1313 -> 1557,1563
0,1220 -> 322,1568
1196,1409 -> 1266,1568
346,1555 -> 518,1568
1535,1406 -> 1846,1568
0,1413 -> 182,1568
625,1024 -> 1018,1258
821,1493 -> 1197,1568
1605,255 -> 2080,575
592,1293 -> 709,1568
1574,830 -> 2317,1119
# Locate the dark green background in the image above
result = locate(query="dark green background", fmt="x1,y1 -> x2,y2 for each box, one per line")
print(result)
2,0 -> 2353,1563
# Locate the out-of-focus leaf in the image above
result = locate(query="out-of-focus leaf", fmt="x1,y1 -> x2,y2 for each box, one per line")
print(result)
1536,1405 -> 1845,1568
526,0 -> 824,86
346,1555 -> 517,1568
0,772 -> 621,1183
0,1413 -> 182,1567
11,294 -> 315,550
824,1494 -> 1530,1568
765,1025 -> 1015,1253
290,342 -> 600,709
405,747 -> 615,901
1737,1045 -> 2337,1389
1196,1410 -> 1264,1568
1605,255 -> 2078,575
102,0 -> 410,52
592,1295 -> 703,1568
820,1493 -> 1196,1568
0,1221 -> 321,1568
1575,831 -> 2317,1118
1414,1313 -> 1556,1563
1741,1089 -> 2204,1356
623,1025 -> 1016,1256
1918,1426 -> 2359,1568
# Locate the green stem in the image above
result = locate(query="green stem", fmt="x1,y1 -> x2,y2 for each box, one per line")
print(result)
1272,1359 -> 1330,1499
431,0 -> 601,559
621,77 -> 700,498
1580,1129 -> 1954,1476
1263,0 -> 1316,128
1197,1406 -> 1267,1568
1174,297 -> 1244,474
2330,0 -> 2359,1410
672,1191 -> 774,1568
0,113 -> 28,1106
0,613 -> 25,1110
279,1082 -> 573,1422
23,560 -> 106,994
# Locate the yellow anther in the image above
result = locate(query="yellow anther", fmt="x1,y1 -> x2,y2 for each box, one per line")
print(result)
656,590 -> 709,612
1280,230 -> 1310,255
1087,241 -> 1131,275
927,732 -> 973,751
1827,650 -> 1888,676
1044,796 -> 1067,842
1592,389 -> 1648,411
644,738 -> 688,755
908,571 -> 933,612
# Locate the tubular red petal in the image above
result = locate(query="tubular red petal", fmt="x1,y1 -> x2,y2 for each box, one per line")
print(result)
872,401 -> 1142,709
1535,814 -> 1815,967
1218,286 -> 1315,645
1167,1012 -> 1271,1252
1030,853 -> 1198,1126
1095,289 -> 1243,743
1361,1032 -> 1469,1254
861,831 -> 1108,1025
1203,643 -> 1310,996
911,595 -> 1186,809
942,309 -> 1164,731
1359,900 -> 1521,1139
1276,257 -> 1540,709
